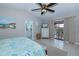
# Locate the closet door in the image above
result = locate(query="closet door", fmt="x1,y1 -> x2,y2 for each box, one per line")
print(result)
41,28 -> 49,38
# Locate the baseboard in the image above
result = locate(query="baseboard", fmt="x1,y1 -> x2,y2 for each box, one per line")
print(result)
63,41 -> 79,45
41,37 -> 50,39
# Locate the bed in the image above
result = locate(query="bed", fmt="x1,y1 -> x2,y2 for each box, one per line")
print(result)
0,37 -> 46,56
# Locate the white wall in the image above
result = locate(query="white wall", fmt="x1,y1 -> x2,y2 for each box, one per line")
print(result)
0,6 -> 42,40
24,10 -> 42,40
75,16 -> 79,44
59,15 -> 79,44
49,20 -> 56,38
64,18 -> 69,41
64,16 -> 79,44
64,16 -> 76,43
0,7 -> 26,39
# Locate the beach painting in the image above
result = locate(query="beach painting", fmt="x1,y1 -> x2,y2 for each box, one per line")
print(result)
0,16 -> 16,29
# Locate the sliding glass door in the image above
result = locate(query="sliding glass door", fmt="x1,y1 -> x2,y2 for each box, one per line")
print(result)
54,21 -> 64,40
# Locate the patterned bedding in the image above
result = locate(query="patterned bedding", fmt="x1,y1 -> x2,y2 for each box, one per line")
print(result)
0,37 -> 45,56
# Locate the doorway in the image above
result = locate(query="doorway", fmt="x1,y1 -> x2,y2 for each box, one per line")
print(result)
54,20 -> 64,40
25,20 -> 33,39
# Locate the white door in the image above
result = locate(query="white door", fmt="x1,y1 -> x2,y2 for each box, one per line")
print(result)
41,28 -> 49,38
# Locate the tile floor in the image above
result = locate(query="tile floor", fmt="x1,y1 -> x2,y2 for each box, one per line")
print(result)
36,39 -> 79,56
50,39 -> 79,56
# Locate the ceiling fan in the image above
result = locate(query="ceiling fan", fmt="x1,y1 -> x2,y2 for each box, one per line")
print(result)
32,3 -> 58,15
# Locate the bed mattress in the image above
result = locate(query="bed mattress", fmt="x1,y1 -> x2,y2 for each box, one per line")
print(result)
0,37 -> 45,56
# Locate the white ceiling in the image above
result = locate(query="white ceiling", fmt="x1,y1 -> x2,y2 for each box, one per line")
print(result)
0,3 -> 79,20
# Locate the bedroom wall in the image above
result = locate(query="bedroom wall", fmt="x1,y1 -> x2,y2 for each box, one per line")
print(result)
64,16 -> 79,45
75,16 -> 79,45
0,7 -> 25,39
0,6 -> 42,40
64,16 -> 76,44
24,11 -> 42,40
49,20 -> 56,38
53,15 -> 79,45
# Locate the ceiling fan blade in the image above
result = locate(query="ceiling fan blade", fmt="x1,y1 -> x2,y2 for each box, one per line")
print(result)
47,3 -> 57,7
32,8 -> 41,11
47,9 -> 55,12
41,12 -> 44,15
37,3 -> 42,7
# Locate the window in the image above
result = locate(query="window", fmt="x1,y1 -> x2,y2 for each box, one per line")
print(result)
56,24 -> 64,28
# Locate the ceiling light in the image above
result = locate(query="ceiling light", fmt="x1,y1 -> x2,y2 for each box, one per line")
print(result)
42,9 -> 47,12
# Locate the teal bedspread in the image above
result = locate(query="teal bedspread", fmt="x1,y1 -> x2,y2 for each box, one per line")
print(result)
0,37 -> 45,56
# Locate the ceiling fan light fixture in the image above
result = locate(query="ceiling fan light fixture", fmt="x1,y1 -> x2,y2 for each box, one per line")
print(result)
32,3 -> 58,15
42,9 -> 47,12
